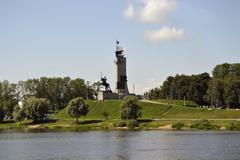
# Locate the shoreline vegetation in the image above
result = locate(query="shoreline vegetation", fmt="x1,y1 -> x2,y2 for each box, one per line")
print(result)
1,100 -> 240,132
0,63 -> 239,132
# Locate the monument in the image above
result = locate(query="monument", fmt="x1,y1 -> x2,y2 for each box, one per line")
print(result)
97,41 -> 130,100
115,41 -> 129,96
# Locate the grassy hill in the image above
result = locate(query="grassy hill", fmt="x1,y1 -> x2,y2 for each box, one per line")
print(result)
56,100 -> 240,120
153,99 -> 198,107
162,107 -> 240,119
56,100 -> 172,120
2,99 -> 240,131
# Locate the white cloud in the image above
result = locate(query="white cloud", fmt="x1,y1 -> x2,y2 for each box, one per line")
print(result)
123,0 -> 186,43
144,26 -> 184,42
124,3 -> 135,19
124,0 -> 177,23
139,0 -> 176,23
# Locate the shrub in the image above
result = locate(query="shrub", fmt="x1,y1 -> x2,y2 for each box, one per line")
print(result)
102,111 -> 109,120
190,119 -> 220,130
113,120 -> 139,129
226,123 -> 240,130
172,122 -> 185,130
0,106 -> 5,122
113,121 -> 127,127
120,96 -> 142,120
127,120 -> 139,129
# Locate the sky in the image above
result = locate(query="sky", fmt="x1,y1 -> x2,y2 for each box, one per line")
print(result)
0,0 -> 240,94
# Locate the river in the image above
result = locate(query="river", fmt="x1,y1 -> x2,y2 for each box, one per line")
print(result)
0,131 -> 240,160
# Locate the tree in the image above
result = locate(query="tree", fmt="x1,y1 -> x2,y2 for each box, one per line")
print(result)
66,97 -> 89,123
20,77 -> 94,111
224,78 -> 240,108
205,64 -> 240,108
13,105 -> 26,124
23,97 -> 50,123
0,80 -> 18,118
120,96 -> 142,120
226,91 -> 239,108
92,81 -> 101,99
0,106 -> 5,122
148,73 -> 210,106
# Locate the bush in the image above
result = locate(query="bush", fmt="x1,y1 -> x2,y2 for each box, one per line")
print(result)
226,123 -> 240,130
113,121 -> 127,127
0,106 -> 5,122
113,120 -> 139,129
172,122 -> 184,130
120,96 -> 142,120
127,120 -> 139,129
190,119 -> 220,130
101,111 -> 109,120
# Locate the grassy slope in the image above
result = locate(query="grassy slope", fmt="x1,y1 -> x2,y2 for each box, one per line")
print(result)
56,100 -> 171,120
2,100 -> 240,130
56,100 -> 122,119
163,107 -> 240,119
153,99 -> 198,107
56,100 -> 240,120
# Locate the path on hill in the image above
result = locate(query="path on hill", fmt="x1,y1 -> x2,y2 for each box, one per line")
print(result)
140,100 -> 240,121
140,100 -> 178,107
140,100 -> 175,119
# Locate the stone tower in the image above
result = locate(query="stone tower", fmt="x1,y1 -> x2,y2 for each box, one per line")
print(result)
114,41 -> 129,96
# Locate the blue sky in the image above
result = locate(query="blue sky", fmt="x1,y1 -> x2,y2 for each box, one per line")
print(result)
0,0 -> 240,94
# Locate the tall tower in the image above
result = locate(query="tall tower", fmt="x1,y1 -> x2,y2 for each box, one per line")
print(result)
115,41 -> 129,96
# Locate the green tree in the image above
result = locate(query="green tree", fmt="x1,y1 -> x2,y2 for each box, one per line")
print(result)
226,92 -> 239,108
0,81 -> 18,118
224,78 -> 240,108
13,105 -> 26,124
148,73 -> 210,105
20,77 -> 94,111
205,63 -> 240,108
120,96 -> 142,120
92,81 -> 102,99
0,106 -> 5,122
66,97 -> 89,123
23,97 -> 50,122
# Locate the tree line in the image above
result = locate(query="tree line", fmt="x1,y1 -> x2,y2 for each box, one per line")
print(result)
147,63 -> 240,108
0,77 -> 100,121
2,94 -> 141,124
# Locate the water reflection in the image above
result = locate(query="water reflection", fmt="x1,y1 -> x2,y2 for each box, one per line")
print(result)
115,131 -> 134,160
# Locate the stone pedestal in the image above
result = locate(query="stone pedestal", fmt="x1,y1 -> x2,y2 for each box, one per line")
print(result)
97,91 -> 119,100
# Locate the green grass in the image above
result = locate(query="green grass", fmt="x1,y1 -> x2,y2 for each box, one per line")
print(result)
153,99 -> 198,107
56,100 -> 122,119
163,107 -> 240,119
140,102 -> 171,119
2,99 -> 240,131
56,100 -> 171,120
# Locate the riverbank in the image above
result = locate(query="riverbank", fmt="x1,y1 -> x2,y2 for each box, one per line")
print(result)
1,118 -> 240,132
1,100 -> 240,131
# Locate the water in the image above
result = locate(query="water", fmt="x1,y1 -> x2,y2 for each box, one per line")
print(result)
0,131 -> 240,160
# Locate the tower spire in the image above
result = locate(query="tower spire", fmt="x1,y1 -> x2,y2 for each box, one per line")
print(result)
114,40 -> 129,97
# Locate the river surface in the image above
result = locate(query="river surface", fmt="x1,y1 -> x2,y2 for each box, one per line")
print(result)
0,131 -> 240,160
